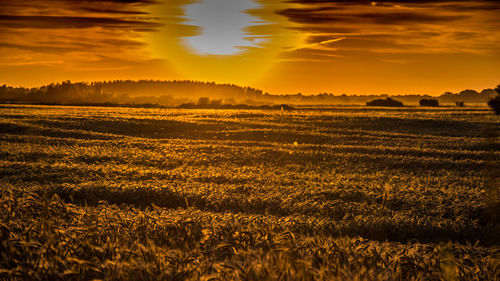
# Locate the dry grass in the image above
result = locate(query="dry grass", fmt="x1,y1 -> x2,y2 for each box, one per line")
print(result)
0,105 -> 498,280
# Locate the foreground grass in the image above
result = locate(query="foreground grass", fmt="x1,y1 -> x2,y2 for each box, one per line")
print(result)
0,105 -> 498,280
1,186 -> 499,280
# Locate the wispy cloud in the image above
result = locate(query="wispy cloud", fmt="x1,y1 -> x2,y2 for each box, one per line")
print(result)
0,15 -> 161,30
277,0 -> 500,61
287,37 -> 346,51
0,0 -> 159,69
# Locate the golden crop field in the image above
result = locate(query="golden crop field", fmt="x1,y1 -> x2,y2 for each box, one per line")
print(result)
0,104 -> 498,280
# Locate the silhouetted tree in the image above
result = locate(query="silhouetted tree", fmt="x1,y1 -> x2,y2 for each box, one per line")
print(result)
366,98 -> 404,107
487,84 -> 500,115
419,99 -> 439,107
197,97 -> 210,107
209,99 -> 222,107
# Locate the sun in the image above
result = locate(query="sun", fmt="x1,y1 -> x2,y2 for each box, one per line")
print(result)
146,0 -> 304,85
184,0 -> 265,56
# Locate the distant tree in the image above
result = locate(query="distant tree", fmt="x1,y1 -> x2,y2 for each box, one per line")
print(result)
278,104 -> 294,110
487,84 -> 500,115
209,99 -> 222,107
366,98 -> 404,107
488,97 -> 500,115
419,99 -> 439,107
178,102 -> 196,109
197,97 -> 210,107
223,98 -> 236,105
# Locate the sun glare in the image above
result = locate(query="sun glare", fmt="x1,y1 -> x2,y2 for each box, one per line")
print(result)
146,0 -> 305,85
184,0 -> 265,56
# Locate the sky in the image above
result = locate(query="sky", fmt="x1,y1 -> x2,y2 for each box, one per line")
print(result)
0,0 -> 499,95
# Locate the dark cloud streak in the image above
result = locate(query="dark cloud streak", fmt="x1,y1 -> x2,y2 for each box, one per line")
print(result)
279,9 -> 466,24
0,0 -> 159,69
80,7 -> 150,15
0,15 -> 161,29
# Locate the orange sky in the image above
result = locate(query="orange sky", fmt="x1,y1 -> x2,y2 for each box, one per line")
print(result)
1,0 -> 499,95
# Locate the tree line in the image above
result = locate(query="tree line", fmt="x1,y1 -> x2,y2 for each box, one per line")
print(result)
0,80 -> 498,106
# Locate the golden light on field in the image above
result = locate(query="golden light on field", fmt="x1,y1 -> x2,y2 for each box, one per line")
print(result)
1,104 -> 499,279
1,1 -> 499,277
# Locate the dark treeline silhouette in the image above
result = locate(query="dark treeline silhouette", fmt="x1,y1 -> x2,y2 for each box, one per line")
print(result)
0,80 -> 497,106
179,97 -> 294,110
439,89 -> 497,104
0,80 -> 268,106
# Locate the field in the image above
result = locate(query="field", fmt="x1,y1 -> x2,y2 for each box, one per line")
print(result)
0,104 -> 498,280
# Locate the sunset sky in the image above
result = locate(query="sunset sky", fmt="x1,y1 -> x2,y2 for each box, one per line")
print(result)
1,0 -> 499,95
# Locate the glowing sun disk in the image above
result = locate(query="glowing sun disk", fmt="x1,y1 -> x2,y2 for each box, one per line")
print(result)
185,0 -> 265,56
